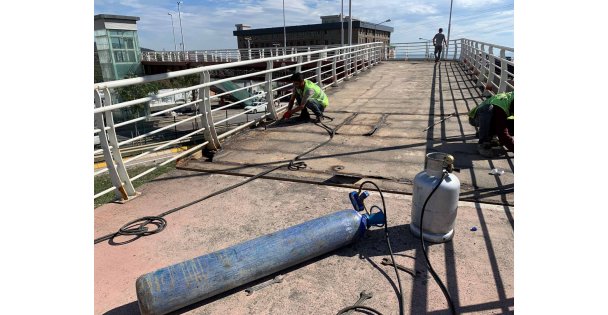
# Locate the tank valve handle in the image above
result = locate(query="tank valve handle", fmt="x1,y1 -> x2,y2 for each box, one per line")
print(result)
443,154 -> 455,173
349,191 -> 370,212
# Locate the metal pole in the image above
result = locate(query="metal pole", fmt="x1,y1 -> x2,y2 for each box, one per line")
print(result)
347,0 -> 352,77
282,0 -> 287,49
348,0 -> 352,47
177,1 -> 185,53
340,0 -> 344,46
446,0 -> 453,60
168,13 -> 177,51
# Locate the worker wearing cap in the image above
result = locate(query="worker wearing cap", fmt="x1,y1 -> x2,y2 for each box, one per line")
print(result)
468,91 -> 514,157
282,72 -> 329,122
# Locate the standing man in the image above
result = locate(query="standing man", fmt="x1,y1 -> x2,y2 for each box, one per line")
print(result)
432,28 -> 447,63
282,72 -> 329,122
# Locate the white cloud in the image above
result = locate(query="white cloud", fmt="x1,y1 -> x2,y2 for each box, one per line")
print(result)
94,0 -> 513,50
456,0 -> 504,8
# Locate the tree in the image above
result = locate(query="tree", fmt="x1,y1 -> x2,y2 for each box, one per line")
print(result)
115,76 -> 161,137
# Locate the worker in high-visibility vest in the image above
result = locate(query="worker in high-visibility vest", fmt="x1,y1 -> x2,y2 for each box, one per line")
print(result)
282,72 -> 329,122
468,91 -> 514,157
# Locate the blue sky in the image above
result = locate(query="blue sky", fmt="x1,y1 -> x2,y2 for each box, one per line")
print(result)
94,0 -> 513,51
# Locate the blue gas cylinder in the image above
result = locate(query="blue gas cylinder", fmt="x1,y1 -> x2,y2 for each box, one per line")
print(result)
136,209 -> 367,315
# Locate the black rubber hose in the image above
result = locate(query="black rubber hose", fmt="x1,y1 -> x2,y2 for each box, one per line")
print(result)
419,171 -> 457,315
94,114 -> 355,245
335,304 -> 384,315
358,181 -> 404,315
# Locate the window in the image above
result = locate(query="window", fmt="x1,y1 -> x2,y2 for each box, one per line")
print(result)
111,37 -> 125,49
114,51 -> 128,62
125,38 -> 134,49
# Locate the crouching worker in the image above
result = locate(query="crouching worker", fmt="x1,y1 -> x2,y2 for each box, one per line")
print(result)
282,72 -> 329,122
468,91 -> 514,157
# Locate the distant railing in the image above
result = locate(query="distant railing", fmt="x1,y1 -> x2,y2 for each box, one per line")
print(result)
94,43 -> 386,201
141,45 -> 346,63
386,38 -> 514,95
386,39 -> 461,61
459,38 -> 514,95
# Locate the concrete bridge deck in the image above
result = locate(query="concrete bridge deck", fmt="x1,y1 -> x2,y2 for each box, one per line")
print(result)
94,60 -> 514,314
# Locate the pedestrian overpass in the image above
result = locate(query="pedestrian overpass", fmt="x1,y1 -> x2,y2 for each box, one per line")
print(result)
94,38 -> 515,315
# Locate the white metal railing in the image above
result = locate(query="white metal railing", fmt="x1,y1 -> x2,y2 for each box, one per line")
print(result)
459,38 -> 514,95
141,45 -> 345,63
386,38 -> 514,95
94,42 -> 386,201
387,39 -> 461,61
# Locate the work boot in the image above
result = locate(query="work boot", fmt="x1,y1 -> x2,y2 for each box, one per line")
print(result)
477,143 -> 495,158
295,114 -> 310,122
490,137 -> 502,148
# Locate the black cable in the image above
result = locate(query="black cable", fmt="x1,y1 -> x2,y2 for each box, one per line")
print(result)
357,181 -> 404,315
335,304 -> 384,315
419,171 -> 457,315
94,114 -> 356,245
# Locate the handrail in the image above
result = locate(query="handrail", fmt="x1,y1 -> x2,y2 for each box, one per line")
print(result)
94,39 -> 514,202
94,42 -> 386,201
459,38 -> 514,95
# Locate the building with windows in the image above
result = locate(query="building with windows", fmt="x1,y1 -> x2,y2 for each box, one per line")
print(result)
94,14 -> 143,82
233,15 -> 393,49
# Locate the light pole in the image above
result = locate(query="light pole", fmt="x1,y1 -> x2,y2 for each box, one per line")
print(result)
177,1 -> 185,54
340,0 -> 344,46
348,0 -> 352,47
282,0 -> 287,50
373,19 -> 390,43
168,13 -> 177,51
347,0 -> 352,77
445,0 -> 454,60
419,37 -> 431,60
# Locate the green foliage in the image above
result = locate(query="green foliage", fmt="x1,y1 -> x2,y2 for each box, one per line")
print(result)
115,76 -> 161,116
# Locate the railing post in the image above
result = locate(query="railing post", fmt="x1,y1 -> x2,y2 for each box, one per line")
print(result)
362,45 -> 369,71
354,46 -> 360,75
463,39 -> 470,64
95,88 -> 138,201
307,47 -> 311,62
345,47 -> 351,80
316,59 -> 323,87
265,60 -> 278,120
331,55 -> 338,86
200,71 -> 221,150
476,43 -> 486,85
296,56 -> 303,73
487,46 -> 496,92
471,41 -> 480,77
499,49 -> 508,93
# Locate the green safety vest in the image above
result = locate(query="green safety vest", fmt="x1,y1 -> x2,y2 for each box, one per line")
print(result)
468,92 -> 514,119
296,79 -> 329,107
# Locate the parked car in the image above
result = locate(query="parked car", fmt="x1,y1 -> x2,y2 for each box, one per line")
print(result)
252,90 -> 266,101
244,101 -> 267,114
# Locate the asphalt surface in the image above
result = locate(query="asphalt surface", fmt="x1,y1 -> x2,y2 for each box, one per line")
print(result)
94,61 -> 514,315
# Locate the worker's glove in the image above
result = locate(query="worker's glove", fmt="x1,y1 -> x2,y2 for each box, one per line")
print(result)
282,111 -> 292,120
